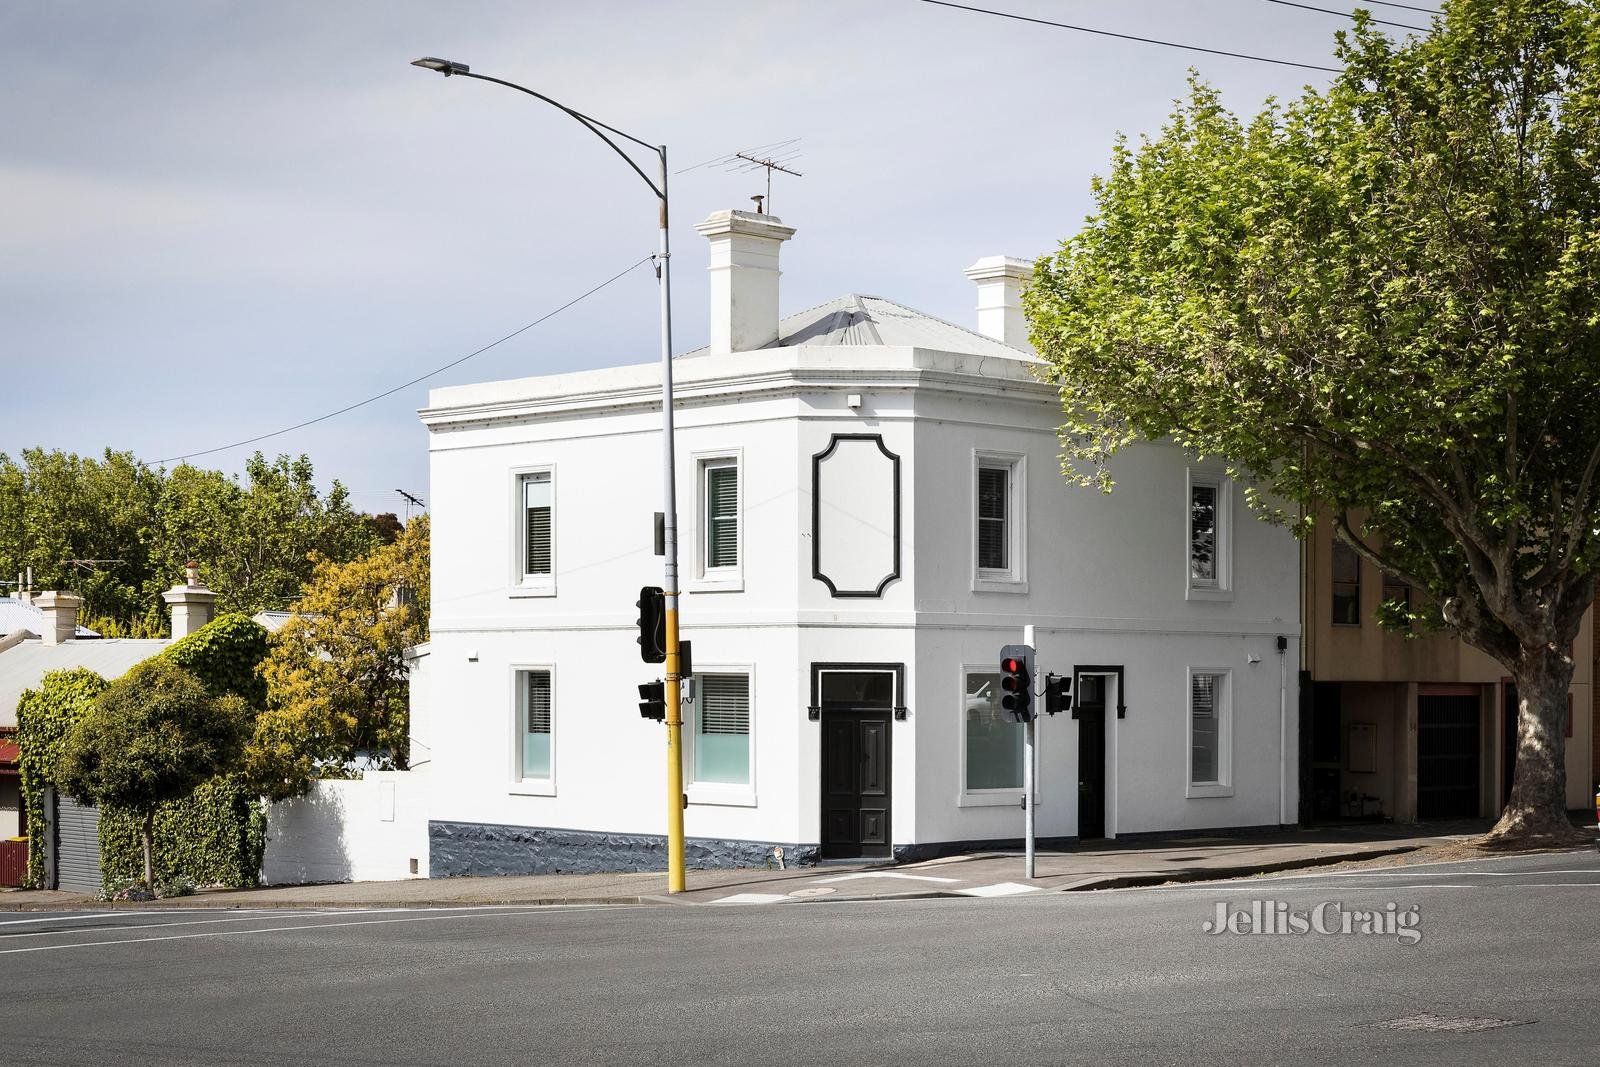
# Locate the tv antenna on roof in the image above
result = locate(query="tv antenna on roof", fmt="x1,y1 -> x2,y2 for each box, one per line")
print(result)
676,138 -> 803,214
395,489 -> 425,523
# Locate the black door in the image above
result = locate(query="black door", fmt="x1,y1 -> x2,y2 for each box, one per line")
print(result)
821,712 -> 891,858
1077,681 -> 1106,839
1418,695 -> 1481,819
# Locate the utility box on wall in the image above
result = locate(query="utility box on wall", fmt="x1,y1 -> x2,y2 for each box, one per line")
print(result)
1347,721 -> 1377,774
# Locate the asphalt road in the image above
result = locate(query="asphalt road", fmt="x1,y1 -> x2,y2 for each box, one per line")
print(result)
3,850 -> 1598,1066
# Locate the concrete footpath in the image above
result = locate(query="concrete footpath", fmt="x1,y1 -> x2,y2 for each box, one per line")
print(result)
0,822 -> 1504,911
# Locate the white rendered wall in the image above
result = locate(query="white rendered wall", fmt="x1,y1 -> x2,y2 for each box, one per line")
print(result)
262,772 -> 430,884
424,343 -> 1303,859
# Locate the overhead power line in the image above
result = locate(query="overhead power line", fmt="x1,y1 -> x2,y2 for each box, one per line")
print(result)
154,254 -> 654,465
915,0 -> 1342,73
1361,0 -> 1441,13
1265,0 -> 1429,32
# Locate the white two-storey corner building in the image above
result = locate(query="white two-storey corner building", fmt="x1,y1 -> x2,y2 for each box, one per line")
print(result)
420,209 -> 1302,876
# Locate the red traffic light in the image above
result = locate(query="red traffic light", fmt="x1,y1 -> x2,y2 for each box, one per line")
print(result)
1002,657 -> 1022,673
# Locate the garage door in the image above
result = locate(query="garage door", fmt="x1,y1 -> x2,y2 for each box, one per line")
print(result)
55,794 -> 102,894
1418,695 -> 1481,820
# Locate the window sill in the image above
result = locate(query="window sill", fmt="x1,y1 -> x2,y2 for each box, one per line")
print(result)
972,577 -> 1029,595
687,785 -> 756,808
958,791 -> 1025,808
1186,783 -> 1234,799
508,583 -> 556,599
1186,585 -> 1234,603
509,781 -> 556,797
687,575 -> 744,594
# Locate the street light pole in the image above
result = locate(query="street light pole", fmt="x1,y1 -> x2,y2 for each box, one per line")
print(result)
412,57 -> 688,893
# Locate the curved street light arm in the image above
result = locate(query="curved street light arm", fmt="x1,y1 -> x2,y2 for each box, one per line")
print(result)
455,71 -> 665,202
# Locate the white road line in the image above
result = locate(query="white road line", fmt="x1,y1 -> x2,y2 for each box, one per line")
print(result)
0,912 -> 331,940
709,893 -> 790,905
0,908 -> 573,956
0,913 -> 123,926
957,882 -> 1040,898
815,872 -> 960,885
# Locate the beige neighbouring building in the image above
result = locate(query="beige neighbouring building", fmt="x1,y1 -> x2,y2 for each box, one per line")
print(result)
1299,519 -> 1594,825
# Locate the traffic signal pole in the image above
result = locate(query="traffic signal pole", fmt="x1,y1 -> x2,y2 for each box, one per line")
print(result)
656,148 -> 687,895
1023,624 -> 1036,880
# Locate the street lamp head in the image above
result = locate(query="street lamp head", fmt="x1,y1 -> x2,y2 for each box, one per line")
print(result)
411,56 -> 469,76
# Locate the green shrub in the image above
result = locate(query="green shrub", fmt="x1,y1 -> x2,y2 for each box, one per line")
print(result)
15,613 -> 271,889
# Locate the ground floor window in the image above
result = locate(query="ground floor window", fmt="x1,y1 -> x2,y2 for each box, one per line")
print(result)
1188,668 -> 1232,797
693,673 -> 751,786
965,669 -> 1023,791
519,669 -> 553,783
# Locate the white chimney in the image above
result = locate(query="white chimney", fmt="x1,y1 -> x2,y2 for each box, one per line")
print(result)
161,562 -> 217,639
695,209 -> 796,354
34,591 -> 82,646
963,255 -> 1035,353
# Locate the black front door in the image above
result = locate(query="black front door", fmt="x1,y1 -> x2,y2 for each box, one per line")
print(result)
1077,698 -> 1106,840
821,712 -> 891,858
1418,694 -> 1481,819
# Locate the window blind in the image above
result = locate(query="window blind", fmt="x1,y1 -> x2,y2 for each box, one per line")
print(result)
977,466 -> 1008,570
1191,673 -> 1219,783
524,473 -> 552,576
527,671 -> 552,734
699,674 -> 749,735
707,465 -> 738,568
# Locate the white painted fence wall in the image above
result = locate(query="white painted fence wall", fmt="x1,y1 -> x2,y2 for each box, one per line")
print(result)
261,771 -> 430,884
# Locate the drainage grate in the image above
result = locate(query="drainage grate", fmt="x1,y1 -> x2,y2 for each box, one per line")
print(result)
1378,1014 -> 1531,1034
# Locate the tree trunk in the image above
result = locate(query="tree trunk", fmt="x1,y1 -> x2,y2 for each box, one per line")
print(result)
141,810 -> 155,892
1485,643 -> 1582,845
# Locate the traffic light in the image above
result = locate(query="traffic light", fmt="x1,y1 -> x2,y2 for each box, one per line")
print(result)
636,586 -> 665,663
1044,673 -> 1073,717
999,643 -> 1034,723
639,679 -> 666,721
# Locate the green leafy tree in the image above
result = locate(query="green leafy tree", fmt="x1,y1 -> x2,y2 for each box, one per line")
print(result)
0,448 -> 161,630
55,659 -> 249,890
249,517 -> 429,800
153,452 -> 378,618
0,448 -> 378,633
1026,0 -> 1600,844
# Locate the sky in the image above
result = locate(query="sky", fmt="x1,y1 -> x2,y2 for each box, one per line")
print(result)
0,1 -> 1412,518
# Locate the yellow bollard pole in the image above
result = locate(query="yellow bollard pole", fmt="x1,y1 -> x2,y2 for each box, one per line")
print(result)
664,601 -> 685,893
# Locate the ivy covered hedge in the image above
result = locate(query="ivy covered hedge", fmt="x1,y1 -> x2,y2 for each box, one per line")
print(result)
163,613 -> 269,706
16,613 -> 271,890
16,668 -> 107,887
98,777 -> 265,890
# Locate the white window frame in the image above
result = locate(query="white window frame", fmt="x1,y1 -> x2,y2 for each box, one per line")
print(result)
685,664 -> 756,807
510,465 -> 556,598
509,664 -> 556,796
972,449 -> 1028,594
1184,468 -> 1233,602
690,449 -> 743,592
957,662 -> 1028,807
1185,666 -> 1233,798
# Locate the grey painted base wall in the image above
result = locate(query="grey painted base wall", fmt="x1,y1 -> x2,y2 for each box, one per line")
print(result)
430,822 -> 1297,877
429,821 -> 821,878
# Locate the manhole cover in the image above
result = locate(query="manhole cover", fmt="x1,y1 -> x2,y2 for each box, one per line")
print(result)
787,887 -> 837,898
1378,1014 -> 1530,1034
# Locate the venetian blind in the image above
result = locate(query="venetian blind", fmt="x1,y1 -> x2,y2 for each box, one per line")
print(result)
1191,672 -> 1218,783
977,466 -> 1008,570
527,671 -> 552,734
524,473 -> 552,576
699,674 -> 750,735
707,465 -> 738,568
